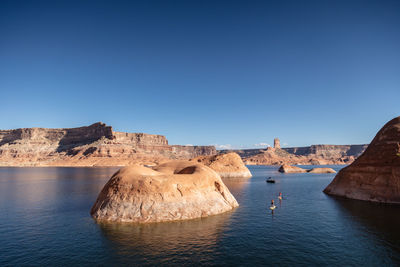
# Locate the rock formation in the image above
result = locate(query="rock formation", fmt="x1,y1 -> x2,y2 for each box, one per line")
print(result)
191,152 -> 252,178
278,164 -> 337,173
324,116 -> 400,203
274,138 -> 281,149
307,168 -> 336,173
278,164 -> 307,173
90,161 -> 239,223
0,122 -> 216,166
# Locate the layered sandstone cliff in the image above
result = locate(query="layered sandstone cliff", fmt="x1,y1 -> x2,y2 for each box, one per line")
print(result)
324,116 -> 400,203
0,122 -> 216,166
90,161 -> 238,223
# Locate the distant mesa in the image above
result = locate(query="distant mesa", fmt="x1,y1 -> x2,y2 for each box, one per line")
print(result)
0,122 -> 216,167
324,116 -> 400,204
0,123 -> 369,167
191,152 -> 252,178
278,164 -> 336,174
90,161 -> 239,223
222,137 -> 367,166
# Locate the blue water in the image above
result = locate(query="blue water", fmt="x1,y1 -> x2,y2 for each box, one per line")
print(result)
1,165 -> 400,266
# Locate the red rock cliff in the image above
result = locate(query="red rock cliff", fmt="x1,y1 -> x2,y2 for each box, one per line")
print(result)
323,116 -> 400,203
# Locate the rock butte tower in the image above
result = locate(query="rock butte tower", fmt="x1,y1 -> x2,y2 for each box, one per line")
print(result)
274,138 -> 281,149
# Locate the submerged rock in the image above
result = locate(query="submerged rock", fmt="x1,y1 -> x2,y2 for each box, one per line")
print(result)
90,161 -> 238,223
191,152 -> 252,178
324,116 -> 400,203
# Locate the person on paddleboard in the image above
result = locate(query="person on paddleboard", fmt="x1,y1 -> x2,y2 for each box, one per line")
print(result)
278,192 -> 282,200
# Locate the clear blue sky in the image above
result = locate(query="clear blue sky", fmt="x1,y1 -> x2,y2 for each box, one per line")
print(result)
1,0 -> 399,148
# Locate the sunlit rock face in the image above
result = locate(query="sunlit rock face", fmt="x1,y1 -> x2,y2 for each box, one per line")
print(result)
90,161 -> 238,223
191,152 -> 252,178
0,122 -> 216,166
324,116 -> 400,203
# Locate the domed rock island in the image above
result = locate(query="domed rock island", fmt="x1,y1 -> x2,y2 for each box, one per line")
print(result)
90,161 -> 239,223
324,116 -> 400,203
307,167 -> 336,173
190,152 -> 252,178
278,165 -> 336,173
278,164 -> 307,173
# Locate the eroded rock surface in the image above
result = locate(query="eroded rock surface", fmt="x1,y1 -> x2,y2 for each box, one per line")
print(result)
191,152 -> 252,178
324,116 -> 400,203
90,161 -> 238,223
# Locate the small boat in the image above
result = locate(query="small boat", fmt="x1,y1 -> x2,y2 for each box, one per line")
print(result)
270,205 -> 276,210
266,177 -> 275,183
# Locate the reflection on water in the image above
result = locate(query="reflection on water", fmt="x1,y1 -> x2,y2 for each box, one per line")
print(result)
221,177 -> 251,203
1,166 -> 400,265
330,196 -> 400,260
99,212 -> 233,265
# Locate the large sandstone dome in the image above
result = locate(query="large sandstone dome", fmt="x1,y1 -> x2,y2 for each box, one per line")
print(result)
324,116 -> 400,203
191,152 -> 252,178
90,161 -> 239,223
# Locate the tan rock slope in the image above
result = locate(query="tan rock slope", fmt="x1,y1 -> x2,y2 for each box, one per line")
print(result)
324,116 -> 400,203
90,161 -> 239,223
0,122 -> 216,166
191,152 -> 252,178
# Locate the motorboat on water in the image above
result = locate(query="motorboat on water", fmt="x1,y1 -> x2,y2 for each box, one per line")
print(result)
266,177 -> 275,183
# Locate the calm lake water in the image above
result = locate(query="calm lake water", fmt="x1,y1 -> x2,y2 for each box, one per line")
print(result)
1,165 -> 400,266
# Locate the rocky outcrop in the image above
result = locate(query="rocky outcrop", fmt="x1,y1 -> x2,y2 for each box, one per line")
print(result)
278,165 -> 337,174
308,168 -> 336,173
191,152 -> 252,178
324,116 -> 400,203
90,161 -> 238,223
0,123 -> 216,166
274,138 -> 281,149
278,164 -> 307,173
